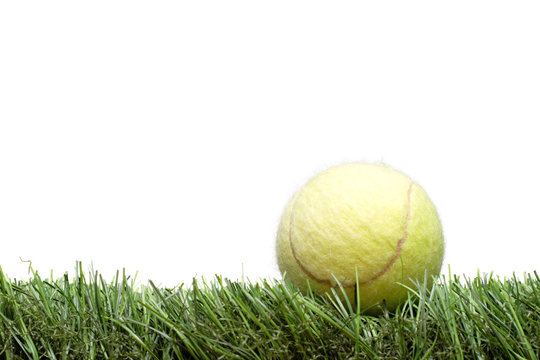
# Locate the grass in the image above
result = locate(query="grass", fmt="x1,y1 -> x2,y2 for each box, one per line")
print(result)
0,262 -> 538,360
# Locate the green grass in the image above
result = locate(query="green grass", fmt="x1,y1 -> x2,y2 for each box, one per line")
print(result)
0,263 -> 538,360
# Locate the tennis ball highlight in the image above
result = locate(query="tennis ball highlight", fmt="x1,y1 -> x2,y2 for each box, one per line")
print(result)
276,163 -> 444,312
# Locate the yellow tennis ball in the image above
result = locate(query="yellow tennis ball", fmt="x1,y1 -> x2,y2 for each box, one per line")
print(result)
276,163 -> 444,312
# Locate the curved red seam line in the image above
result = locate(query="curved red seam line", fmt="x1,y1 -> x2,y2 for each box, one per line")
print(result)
289,181 -> 413,288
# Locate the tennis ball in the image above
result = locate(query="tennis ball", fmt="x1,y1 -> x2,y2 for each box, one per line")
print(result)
276,163 -> 444,312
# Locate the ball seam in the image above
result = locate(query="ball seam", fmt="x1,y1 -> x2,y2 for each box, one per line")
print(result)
288,181 -> 414,288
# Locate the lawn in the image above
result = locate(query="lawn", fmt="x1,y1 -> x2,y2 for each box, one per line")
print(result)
0,262 -> 538,359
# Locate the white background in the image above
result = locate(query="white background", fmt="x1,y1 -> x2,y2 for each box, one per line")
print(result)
1,1 -> 538,288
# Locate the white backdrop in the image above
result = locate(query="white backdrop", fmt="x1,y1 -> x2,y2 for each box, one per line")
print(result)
1,1 -> 538,288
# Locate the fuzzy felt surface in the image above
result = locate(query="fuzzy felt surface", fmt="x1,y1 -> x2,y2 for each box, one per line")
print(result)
276,163 -> 444,312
